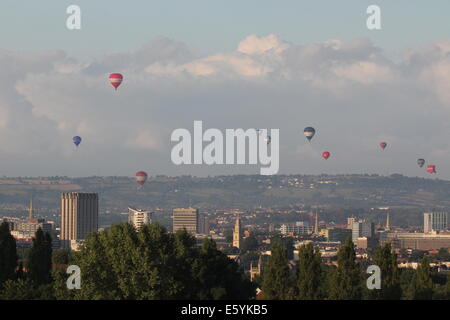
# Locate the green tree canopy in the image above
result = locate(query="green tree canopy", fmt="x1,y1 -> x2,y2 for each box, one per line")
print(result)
371,243 -> 401,299
241,235 -> 258,253
261,242 -> 294,299
405,255 -> 433,300
329,238 -> 363,300
26,228 -> 53,286
0,222 -> 17,289
70,223 -> 254,300
296,243 -> 322,300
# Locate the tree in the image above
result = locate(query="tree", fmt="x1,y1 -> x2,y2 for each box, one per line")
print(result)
192,238 -> 255,300
52,249 -> 70,268
0,279 -> 35,300
405,255 -> 433,300
0,222 -> 17,289
329,238 -> 363,300
262,242 -> 294,299
71,222 -> 254,300
241,235 -> 258,253
26,228 -> 53,286
296,243 -> 322,300
270,236 -> 294,260
371,243 -> 401,299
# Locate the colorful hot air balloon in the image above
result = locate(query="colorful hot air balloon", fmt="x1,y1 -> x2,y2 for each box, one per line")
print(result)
135,171 -> 148,186
304,127 -> 316,141
379,142 -> 387,150
109,73 -> 123,90
322,151 -> 330,160
417,159 -> 425,168
427,165 -> 436,174
73,136 -> 82,147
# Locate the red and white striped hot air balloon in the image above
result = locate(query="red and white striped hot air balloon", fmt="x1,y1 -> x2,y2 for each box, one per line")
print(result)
426,165 -> 436,174
135,171 -> 148,186
109,73 -> 123,90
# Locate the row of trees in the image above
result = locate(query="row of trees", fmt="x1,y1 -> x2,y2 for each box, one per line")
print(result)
2,220 -> 450,300
261,238 -> 450,300
0,222 -> 255,300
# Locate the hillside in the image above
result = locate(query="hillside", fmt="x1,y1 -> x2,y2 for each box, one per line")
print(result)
0,174 -> 448,213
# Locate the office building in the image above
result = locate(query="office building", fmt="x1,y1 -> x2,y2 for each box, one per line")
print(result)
280,222 -> 312,235
198,216 -> 210,235
424,212 -> 448,233
11,219 -> 53,240
321,228 -> 352,243
172,207 -> 199,234
384,232 -> 450,250
60,193 -> 98,249
128,207 -> 152,229
347,217 -> 356,230
352,220 -> 375,243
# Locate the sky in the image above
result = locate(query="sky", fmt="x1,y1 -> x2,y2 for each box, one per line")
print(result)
0,1 -> 450,178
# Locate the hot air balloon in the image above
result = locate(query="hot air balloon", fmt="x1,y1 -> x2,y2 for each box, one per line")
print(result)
73,136 -> 82,147
417,159 -> 425,168
427,165 -> 436,174
109,73 -> 123,90
379,142 -> 387,150
322,151 -> 330,160
304,127 -> 315,141
135,171 -> 148,186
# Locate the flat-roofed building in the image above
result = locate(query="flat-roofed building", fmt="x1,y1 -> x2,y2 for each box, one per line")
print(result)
173,207 -> 198,234
11,219 -> 54,239
60,193 -> 98,249
321,228 -> 352,243
424,212 -> 448,233
352,220 -> 374,243
280,222 -> 312,235
198,216 -> 210,235
384,232 -> 450,250
128,207 -> 152,229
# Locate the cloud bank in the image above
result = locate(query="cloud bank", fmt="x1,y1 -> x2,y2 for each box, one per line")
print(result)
2,34 -> 450,178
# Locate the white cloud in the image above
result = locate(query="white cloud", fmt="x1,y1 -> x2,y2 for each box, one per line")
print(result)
237,34 -> 289,55
1,35 -> 450,177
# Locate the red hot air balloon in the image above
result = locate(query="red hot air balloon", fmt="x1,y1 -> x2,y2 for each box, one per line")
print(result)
135,171 -> 148,186
427,165 -> 436,174
322,151 -> 330,160
379,142 -> 387,150
109,73 -> 123,90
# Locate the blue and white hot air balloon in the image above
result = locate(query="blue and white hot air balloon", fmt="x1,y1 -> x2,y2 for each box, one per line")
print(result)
73,136 -> 82,147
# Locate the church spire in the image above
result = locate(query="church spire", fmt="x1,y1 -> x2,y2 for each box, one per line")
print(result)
232,215 -> 241,249
386,212 -> 390,231
314,211 -> 319,234
28,197 -> 33,221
